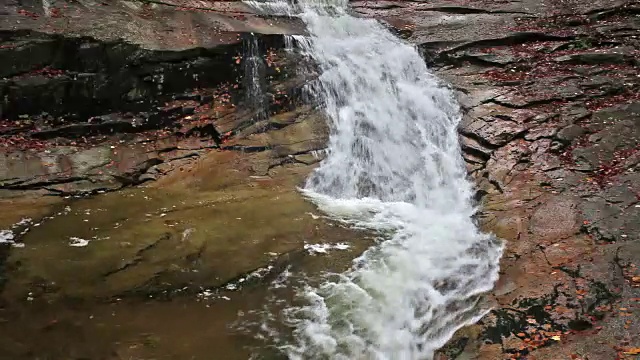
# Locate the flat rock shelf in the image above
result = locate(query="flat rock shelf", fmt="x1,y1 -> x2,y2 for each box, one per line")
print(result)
1,0 -> 639,359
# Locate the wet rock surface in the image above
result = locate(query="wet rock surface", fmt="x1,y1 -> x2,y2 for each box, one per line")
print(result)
1,0 -> 639,359
358,0 -> 640,358
0,2 -> 364,359
0,0 -> 308,197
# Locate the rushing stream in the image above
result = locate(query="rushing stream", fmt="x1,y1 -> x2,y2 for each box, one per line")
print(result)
245,1 -> 504,358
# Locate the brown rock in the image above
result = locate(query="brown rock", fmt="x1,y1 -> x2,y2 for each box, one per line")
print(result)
529,196 -> 578,241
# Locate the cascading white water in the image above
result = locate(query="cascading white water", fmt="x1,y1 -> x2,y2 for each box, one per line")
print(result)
244,1 -> 504,359
244,33 -> 267,119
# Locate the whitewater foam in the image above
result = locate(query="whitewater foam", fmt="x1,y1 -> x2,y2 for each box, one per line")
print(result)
244,1 -> 503,358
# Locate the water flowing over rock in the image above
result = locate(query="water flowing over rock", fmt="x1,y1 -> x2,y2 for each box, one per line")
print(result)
2,0 -> 638,358
244,34 -> 268,120
247,1 -> 503,358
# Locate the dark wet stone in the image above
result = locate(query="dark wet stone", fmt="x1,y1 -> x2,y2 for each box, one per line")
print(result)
568,318 -> 593,331
553,49 -> 634,65
525,126 -> 557,141
459,133 -> 495,159
460,117 -> 529,146
580,195 -> 640,243
556,124 -> 585,143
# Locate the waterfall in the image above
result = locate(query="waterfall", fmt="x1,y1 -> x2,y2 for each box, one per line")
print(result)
244,1 -> 504,358
243,33 -> 267,120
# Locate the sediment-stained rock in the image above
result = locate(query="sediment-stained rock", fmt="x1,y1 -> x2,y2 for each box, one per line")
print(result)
0,3 -> 352,358
1,0 -> 639,358
357,0 -> 640,358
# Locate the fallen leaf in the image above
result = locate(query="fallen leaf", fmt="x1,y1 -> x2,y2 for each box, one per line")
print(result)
551,335 -> 561,341
623,348 -> 640,355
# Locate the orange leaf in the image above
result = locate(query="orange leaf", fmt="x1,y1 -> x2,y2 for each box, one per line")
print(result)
623,348 -> 640,355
